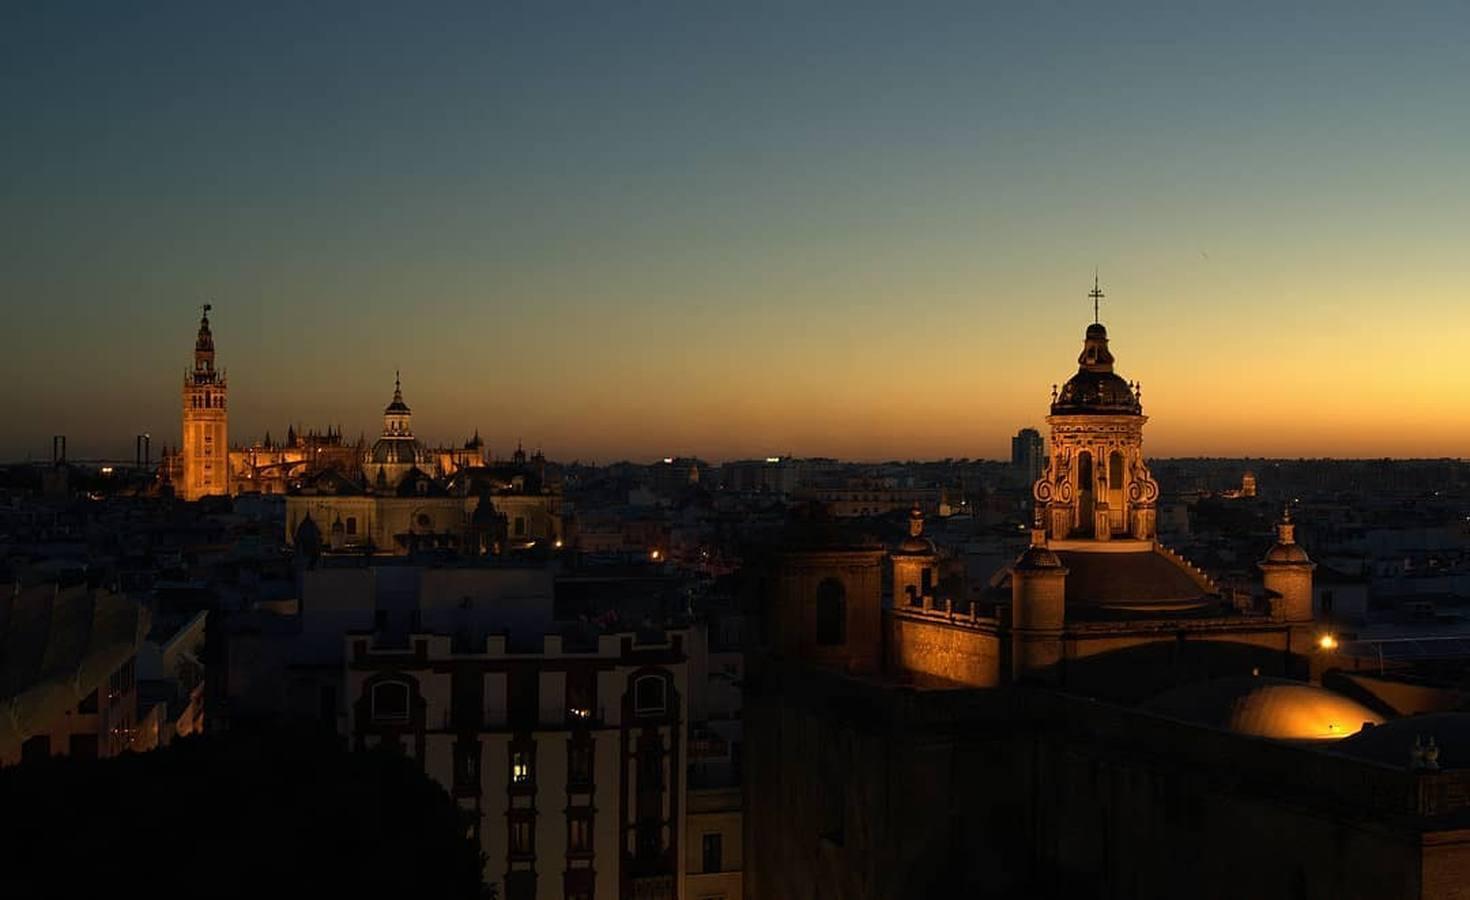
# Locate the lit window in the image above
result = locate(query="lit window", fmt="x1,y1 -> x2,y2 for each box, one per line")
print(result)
511,749 -> 532,784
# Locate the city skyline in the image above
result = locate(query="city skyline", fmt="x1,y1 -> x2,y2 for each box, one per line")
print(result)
6,3 -> 1470,461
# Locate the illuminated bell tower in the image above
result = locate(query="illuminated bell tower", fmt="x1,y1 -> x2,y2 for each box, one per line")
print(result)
1032,279 -> 1159,541
181,304 -> 229,500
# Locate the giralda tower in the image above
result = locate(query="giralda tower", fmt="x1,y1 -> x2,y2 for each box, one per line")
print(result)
181,305 -> 228,500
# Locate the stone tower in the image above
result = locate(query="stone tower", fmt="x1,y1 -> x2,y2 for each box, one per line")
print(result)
1010,527 -> 1068,682
181,305 -> 228,500
1259,508 -> 1315,625
763,510 -> 886,675
891,506 -> 938,608
1033,313 -> 1159,541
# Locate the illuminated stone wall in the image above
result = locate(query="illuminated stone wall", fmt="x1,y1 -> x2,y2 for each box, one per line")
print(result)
886,610 -> 1001,687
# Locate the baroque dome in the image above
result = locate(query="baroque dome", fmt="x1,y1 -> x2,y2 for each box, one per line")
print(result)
1051,323 -> 1142,416
1143,676 -> 1383,741
370,437 -> 422,465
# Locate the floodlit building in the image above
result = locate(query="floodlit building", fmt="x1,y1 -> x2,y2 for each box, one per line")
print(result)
179,306 -> 229,500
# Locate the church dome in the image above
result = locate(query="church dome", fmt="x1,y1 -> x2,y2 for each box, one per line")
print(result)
1142,676 -> 1383,741
1264,542 -> 1311,564
370,437 -> 421,464
1051,323 -> 1142,416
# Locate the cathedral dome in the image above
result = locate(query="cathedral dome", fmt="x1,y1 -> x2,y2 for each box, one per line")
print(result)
370,437 -> 421,464
1142,676 -> 1383,741
1051,323 -> 1142,416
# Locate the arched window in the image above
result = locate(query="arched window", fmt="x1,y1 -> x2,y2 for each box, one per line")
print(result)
815,578 -> 846,646
1108,451 -> 1126,517
634,675 -> 666,716
371,681 -> 410,723
1077,451 -> 1095,534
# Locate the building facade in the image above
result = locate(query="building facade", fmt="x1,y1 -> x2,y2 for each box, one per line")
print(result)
346,628 -> 689,899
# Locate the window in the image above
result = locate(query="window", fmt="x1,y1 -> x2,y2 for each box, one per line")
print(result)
701,832 -> 723,873
921,567 -> 933,596
514,516 -> 526,536
416,512 -> 432,528
509,815 -> 535,857
568,811 -> 593,853
634,675 -> 666,716
511,749 -> 533,784
509,670 -> 539,728
568,741 -> 594,786
345,516 -> 357,535
815,578 -> 846,646
371,681 -> 410,723
454,740 -> 480,788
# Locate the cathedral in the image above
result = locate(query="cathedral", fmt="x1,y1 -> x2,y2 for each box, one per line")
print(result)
166,309 -> 562,555
284,376 -> 562,557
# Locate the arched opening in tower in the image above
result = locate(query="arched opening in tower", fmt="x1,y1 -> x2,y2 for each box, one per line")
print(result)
1077,451 -> 1094,536
1108,450 -> 1126,534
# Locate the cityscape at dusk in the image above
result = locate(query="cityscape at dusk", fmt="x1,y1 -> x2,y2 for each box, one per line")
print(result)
7,4 -> 1470,900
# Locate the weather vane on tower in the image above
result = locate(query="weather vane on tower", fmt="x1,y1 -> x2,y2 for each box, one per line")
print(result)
1089,271 -> 1104,324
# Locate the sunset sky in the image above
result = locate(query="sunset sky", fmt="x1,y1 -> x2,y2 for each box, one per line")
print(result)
4,2 -> 1470,462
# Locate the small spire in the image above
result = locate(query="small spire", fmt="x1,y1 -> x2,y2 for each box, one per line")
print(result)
1276,505 -> 1297,545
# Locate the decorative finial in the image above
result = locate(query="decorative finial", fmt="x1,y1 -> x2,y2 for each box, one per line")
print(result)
1282,503 -> 1292,524
202,302 -> 212,318
1089,270 -> 1105,324
1051,383 -> 1058,403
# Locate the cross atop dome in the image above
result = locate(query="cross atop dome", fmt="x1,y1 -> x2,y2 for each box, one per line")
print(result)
1089,272 -> 1105,324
